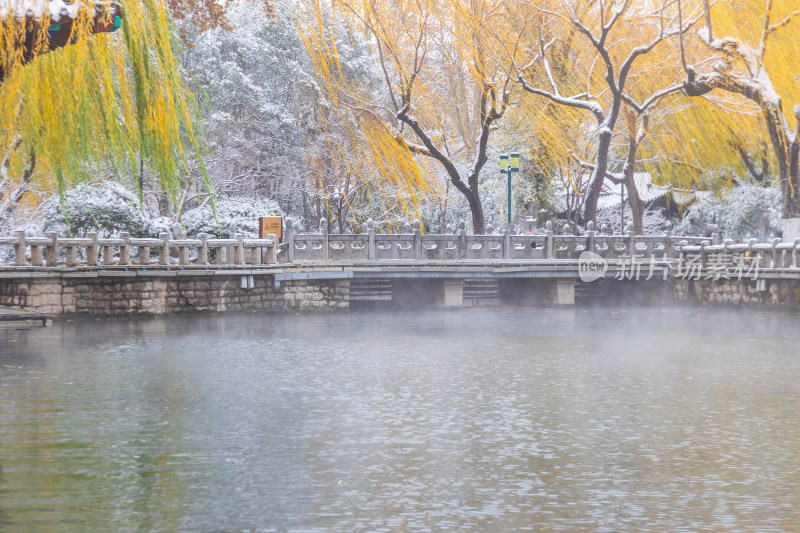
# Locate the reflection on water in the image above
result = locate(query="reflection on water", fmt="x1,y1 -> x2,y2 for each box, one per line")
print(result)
1,307 -> 799,532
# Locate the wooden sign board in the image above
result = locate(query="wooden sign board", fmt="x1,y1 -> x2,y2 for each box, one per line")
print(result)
259,216 -> 283,242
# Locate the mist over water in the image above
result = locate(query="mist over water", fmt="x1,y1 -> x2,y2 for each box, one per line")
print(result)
1,307 -> 799,532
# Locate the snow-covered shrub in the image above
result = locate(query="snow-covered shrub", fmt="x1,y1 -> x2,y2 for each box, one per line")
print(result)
42,182 -> 150,237
595,205 -> 669,235
675,185 -> 781,242
181,196 -> 289,238
144,216 -> 174,238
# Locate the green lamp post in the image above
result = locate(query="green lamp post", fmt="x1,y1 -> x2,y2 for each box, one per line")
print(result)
500,152 -> 520,225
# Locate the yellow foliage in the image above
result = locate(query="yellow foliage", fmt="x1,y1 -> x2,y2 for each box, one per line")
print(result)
0,0 -> 207,209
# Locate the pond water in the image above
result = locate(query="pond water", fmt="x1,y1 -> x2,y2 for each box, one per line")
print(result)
1,307 -> 799,532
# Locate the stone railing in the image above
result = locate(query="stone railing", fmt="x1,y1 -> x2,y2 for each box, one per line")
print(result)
281,218 -> 710,263
0,231 -> 277,267
2,218 -> 798,270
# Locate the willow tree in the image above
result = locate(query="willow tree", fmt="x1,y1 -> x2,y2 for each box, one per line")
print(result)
0,0 -> 208,224
301,0 -> 517,234
505,0 -> 702,229
682,0 -> 800,219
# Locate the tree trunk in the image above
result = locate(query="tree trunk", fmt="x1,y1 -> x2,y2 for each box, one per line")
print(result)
623,113 -> 645,235
625,175 -> 644,235
786,137 -> 800,217
583,129 -> 613,225
0,149 -> 35,225
467,186 -> 485,234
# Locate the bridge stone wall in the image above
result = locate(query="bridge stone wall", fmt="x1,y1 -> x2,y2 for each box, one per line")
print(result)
0,276 -> 350,315
4,270 -> 800,316
671,278 -> 800,308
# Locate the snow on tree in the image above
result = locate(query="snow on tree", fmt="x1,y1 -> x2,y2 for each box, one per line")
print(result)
181,196 -> 290,238
675,185 -> 782,242
41,182 -> 152,237
182,0 -> 383,229
682,0 -> 800,218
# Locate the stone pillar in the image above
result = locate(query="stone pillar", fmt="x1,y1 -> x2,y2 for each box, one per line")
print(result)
119,232 -> 131,265
626,223 -> 635,256
664,221 -> 674,259
264,238 -> 277,264
65,245 -> 77,267
139,245 -> 150,265
585,221 -> 595,254
443,279 -> 464,308
14,230 -> 26,266
320,218 -> 329,261
103,242 -> 114,265
366,219 -> 376,260
502,227 -> 511,259
159,233 -> 170,265
458,221 -> 467,260
45,232 -> 58,266
285,218 -> 295,264
545,220 -> 554,259
549,280 -> 575,306
178,242 -> 189,265
793,238 -> 800,268
234,234 -> 244,265
413,220 -> 421,259
199,233 -> 209,265
86,232 -> 99,266
30,244 -> 43,266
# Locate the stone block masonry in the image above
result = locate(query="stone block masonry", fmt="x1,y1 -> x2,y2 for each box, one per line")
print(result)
671,277 -> 800,308
0,275 -> 349,315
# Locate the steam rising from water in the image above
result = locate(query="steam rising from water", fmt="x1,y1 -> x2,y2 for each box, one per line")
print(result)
1,307 -> 799,531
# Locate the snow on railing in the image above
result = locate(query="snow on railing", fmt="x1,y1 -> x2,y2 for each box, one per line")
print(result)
0,231 -> 277,267
3,218 -> 798,270
279,218 -> 724,264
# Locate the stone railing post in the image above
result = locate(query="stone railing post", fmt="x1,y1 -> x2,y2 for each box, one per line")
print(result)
30,241 -> 43,266
585,221 -> 596,255
103,238 -> 113,265
710,224 -> 721,246
793,238 -> 800,268
748,238 -> 758,267
562,224 -> 572,257
770,237 -> 781,269
366,219 -> 376,260
45,232 -> 58,266
199,233 -> 209,265
285,218 -> 295,264
13,230 -> 26,266
626,222 -> 635,256
159,233 -> 170,265
502,227 -> 511,260
320,218 -> 329,261
264,237 -> 277,264
119,232 -> 131,265
700,240 -> 710,266
139,243 -> 150,265
458,221 -> 467,260
178,236 -> 190,265
664,221 -> 674,259
234,234 -> 244,265
413,220 -> 421,259
65,241 -> 77,267
544,220 -> 554,259
86,232 -> 99,266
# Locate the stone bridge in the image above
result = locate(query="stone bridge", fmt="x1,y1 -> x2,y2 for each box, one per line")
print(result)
2,219 -> 800,315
